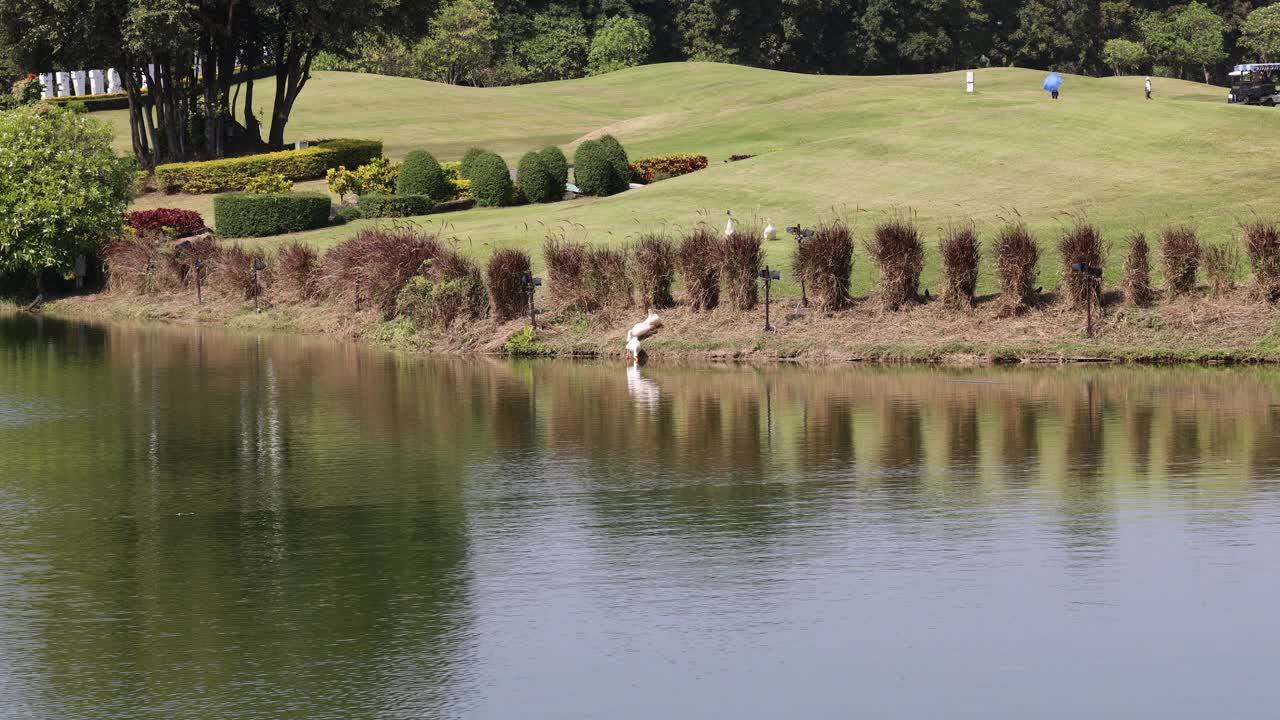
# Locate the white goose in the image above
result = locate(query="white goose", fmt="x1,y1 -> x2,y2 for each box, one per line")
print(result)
724,211 -> 735,238
763,218 -> 776,241
625,311 -> 663,364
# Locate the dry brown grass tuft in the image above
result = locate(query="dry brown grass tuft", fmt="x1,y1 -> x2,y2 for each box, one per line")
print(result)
676,226 -> 723,312
1123,233 -> 1154,307
543,237 -> 630,311
1202,242 -> 1240,297
794,220 -> 854,311
1059,221 -> 1104,310
722,228 -> 763,310
274,242 -> 320,302
631,232 -> 676,310
866,216 -> 924,310
486,248 -> 532,322
938,222 -> 979,310
993,222 -> 1039,316
1160,226 -> 1201,296
103,236 -> 166,295
1242,221 -> 1280,301
211,245 -> 270,301
317,228 -> 442,317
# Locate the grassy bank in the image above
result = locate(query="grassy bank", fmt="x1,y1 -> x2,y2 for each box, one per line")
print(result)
111,64 -> 1280,302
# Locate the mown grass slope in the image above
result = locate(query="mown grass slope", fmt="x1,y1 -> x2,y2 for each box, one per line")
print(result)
107,63 -> 1279,296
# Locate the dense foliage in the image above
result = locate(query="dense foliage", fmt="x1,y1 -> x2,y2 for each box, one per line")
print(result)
517,151 -> 558,203
357,193 -> 436,218
397,150 -> 449,202
467,152 -> 514,206
574,138 -> 630,196
0,105 -> 135,287
539,146 -> 569,191
213,192 -> 331,237
127,208 -> 206,236
157,140 -> 380,194
630,154 -> 709,183
301,0 -> 1273,87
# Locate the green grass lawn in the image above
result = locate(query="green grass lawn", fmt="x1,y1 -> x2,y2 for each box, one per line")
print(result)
109,63 -> 1280,297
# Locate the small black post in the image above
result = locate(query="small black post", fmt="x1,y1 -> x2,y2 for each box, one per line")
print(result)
524,272 -> 542,329
758,266 -> 781,332
251,257 -> 265,313
787,225 -> 812,307
1072,263 -> 1103,339
194,258 -> 204,304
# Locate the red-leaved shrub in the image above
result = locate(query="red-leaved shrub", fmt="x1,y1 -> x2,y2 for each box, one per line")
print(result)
629,155 -> 709,183
127,208 -> 206,236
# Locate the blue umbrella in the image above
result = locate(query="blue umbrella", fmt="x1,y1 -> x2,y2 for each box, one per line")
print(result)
1043,73 -> 1063,92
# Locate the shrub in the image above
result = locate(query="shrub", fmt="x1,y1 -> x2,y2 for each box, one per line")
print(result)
357,193 -> 434,218
1242,221 -> 1280,301
1160,226 -> 1201,296
993,222 -> 1040,316
1203,242 -> 1239,297
631,233 -> 676,309
468,152 -> 514,207
311,139 -> 383,170
397,150 -> 449,202
501,326 -> 556,356
460,147 -> 487,179
334,205 -> 364,224
599,135 -> 630,186
574,139 -> 625,196
211,245 -> 270,300
275,242 -> 320,302
517,152 -> 558,204
127,208 -> 205,236
486,249 -> 533,322
243,173 -> 294,194
540,146 -> 569,192
795,220 -> 854,311
64,100 -> 88,114
677,226 -> 723,311
157,147 -> 329,194
866,217 -> 925,310
1123,233 -> 1154,307
722,229 -> 764,311
939,223 -> 979,310
728,154 -> 755,162
440,161 -> 472,200
214,192 -> 331,237
317,228 -> 443,317
326,157 -> 401,201
629,154 -> 709,184
396,251 -> 489,329
1059,221 -> 1104,310
0,104 -> 135,287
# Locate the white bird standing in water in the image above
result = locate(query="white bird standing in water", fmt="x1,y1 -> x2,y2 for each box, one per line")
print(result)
763,218 -> 776,241
625,311 -> 663,364
724,211 -> 735,238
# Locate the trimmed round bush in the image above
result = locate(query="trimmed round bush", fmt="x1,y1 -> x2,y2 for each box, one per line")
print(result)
460,147 -> 487,179
540,146 -> 569,192
397,150 -> 449,202
469,152 -> 515,207
573,140 -> 624,197
358,193 -> 435,218
598,134 -> 630,188
518,151 -> 558,204
214,192 -> 331,237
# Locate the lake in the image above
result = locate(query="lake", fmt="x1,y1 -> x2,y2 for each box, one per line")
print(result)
2,314 -> 1279,719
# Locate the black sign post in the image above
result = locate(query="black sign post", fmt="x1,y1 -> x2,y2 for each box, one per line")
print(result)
786,225 -> 813,307
758,266 -> 781,332
524,272 -> 543,329
1071,262 -> 1104,338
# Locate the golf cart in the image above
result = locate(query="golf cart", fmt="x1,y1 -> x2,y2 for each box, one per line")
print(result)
1229,63 -> 1280,105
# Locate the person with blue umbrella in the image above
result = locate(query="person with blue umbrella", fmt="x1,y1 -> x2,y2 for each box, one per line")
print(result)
1044,72 -> 1063,100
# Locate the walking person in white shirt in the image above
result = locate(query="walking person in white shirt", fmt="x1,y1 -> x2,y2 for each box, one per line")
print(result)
1145,77 -> 1153,100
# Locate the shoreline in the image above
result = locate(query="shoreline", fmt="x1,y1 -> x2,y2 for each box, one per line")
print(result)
13,287 -> 1280,367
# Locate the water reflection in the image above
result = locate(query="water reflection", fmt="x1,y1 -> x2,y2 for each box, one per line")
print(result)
3,315 -> 1280,718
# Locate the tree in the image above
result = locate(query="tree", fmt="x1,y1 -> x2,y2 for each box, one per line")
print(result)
1174,2 -> 1227,83
1241,4 -> 1280,61
416,0 -> 499,85
588,16 -> 652,75
0,105 -> 134,292
1102,38 -> 1148,75
518,11 -> 589,82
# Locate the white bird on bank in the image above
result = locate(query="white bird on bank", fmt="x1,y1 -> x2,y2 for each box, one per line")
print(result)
764,218 -> 776,241
724,211 -> 735,238
625,311 -> 663,364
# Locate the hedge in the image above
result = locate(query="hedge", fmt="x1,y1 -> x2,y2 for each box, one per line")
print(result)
517,151 -> 558,204
214,192 -> 331,237
574,140 -> 625,196
630,154 -> 708,183
397,150 -> 449,202
469,152 -> 515,207
156,138 -> 382,194
357,193 -> 435,218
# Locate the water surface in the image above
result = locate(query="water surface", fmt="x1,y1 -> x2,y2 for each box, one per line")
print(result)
2,315 -> 1280,719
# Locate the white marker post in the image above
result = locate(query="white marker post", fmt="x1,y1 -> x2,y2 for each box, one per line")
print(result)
966,71 -> 975,94
89,69 -> 105,95
107,69 -> 123,93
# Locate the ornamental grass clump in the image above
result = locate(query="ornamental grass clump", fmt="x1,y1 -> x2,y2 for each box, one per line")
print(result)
1123,233 -> 1154,307
165,233 -> 218,289
722,228 -> 764,311
1059,221 -> 1104,310
676,226 -> 723,311
631,232 -> 676,309
211,245 -> 270,301
938,222 -> 979,310
1202,242 -> 1240,297
794,219 -> 853,311
486,249 -> 533,322
103,236 -> 166,294
1242,221 -> 1280,301
274,242 -> 320,302
317,228 -> 442,317
866,216 -> 924,310
1160,226 -> 1201,296
993,222 -> 1040,316
543,237 -> 630,311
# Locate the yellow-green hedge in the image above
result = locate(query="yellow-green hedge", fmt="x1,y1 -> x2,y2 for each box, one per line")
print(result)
155,139 -> 383,194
